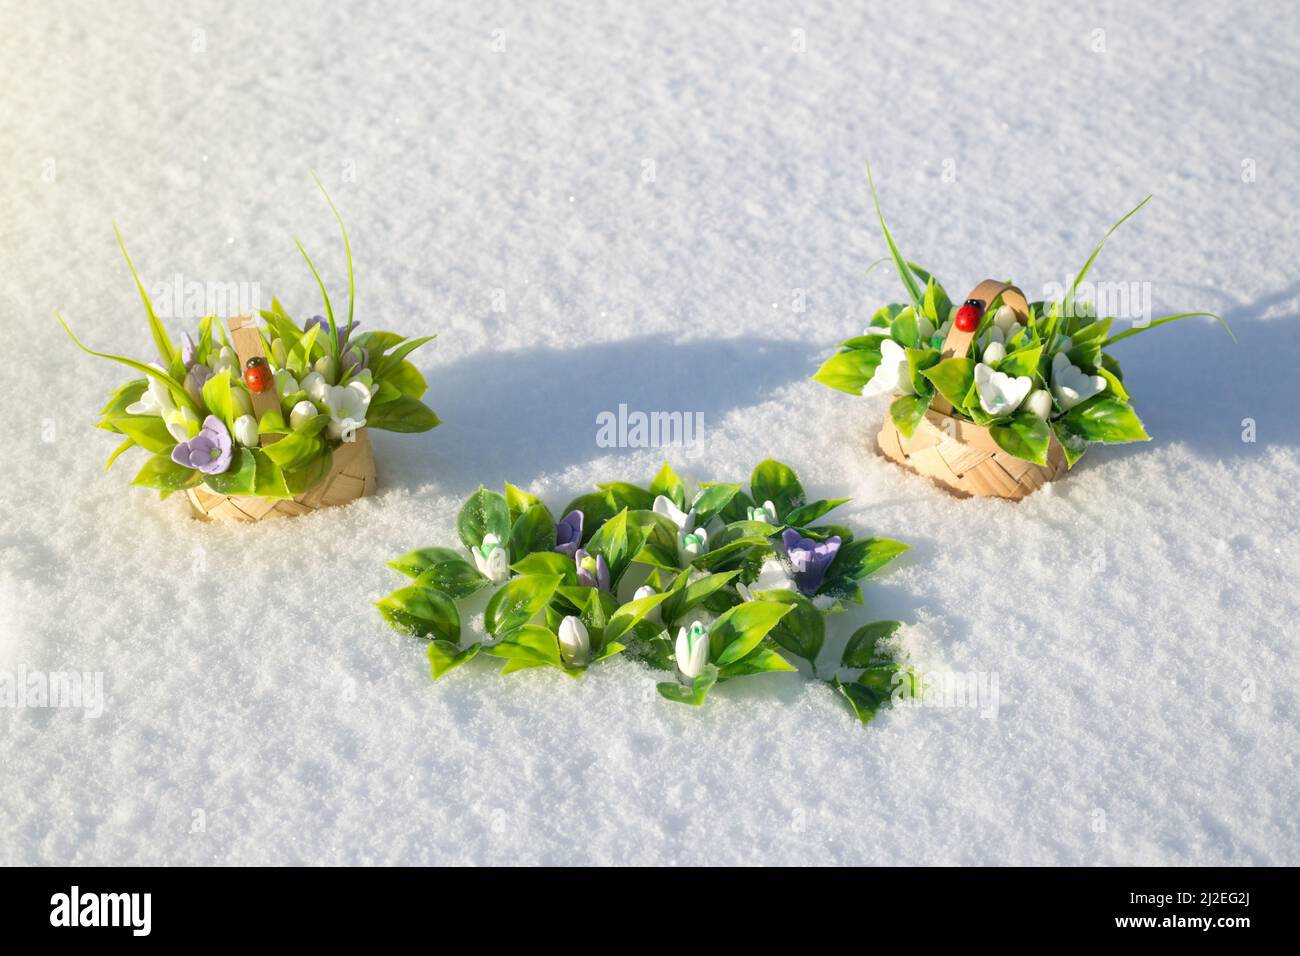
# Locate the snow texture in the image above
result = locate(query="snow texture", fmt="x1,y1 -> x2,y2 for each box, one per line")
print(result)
1,0 -> 1297,865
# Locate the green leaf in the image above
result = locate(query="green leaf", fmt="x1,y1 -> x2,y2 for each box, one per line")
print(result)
690,483 -> 741,522
605,589 -> 676,645
750,459 -> 806,519
481,625 -> 565,671
114,226 -> 177,369
656,664 -> 719,707
484,574 -> 562,636
1062,396 -> 1150,444
784,498 -> 849,528
1097,364 -> 1129,402
920,357 -> 975,409
428,640 -> 480,680
510,551 -> 577,583
262,429 -> 323,472
866,161 -> 924,315
559,490 -> 616,543
258,407 -> 289,435
996,344 -> 1042,379
813,347 -> 883,395
131,453 -> 200,499
648,462 -> 686,509
922,276 -> 952,326
312,173 -> 356,336
57,314 -> 199,416
842,620 -> 902,668
1068,195 -> 1151,304
718,645 -> 797,677
989,410 -> 1051,465
375,585 -> 461,643
825,536 -> 910,584
889,394 -> 930,439
98,379 -> 147,421
1051,419 -> 1090,468
108,414 -> 175,454
832,674 -> 888,725
750,590 -> 824,665
710,601 -> 794,666
504,482 -> 540,524
284,448 -> 333,496
507,502 -> 557,562
598,481 -> 655,512
457,487 -> 512,550
203,447 -> 257,495
104,436 -> 135,471
584,508 -> 644,583
388,546 -> 468,578
659,569 -> 739,625
251,448 -> 292,498
365,396 -> 441,432
891,307 -> 920,348
413,559 -> 490,600
201,370 -> 236,433
385,360 -> 428,399
1101,311 -> 1234,347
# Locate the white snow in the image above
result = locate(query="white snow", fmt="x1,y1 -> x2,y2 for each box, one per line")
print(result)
1,0 -> 1297,865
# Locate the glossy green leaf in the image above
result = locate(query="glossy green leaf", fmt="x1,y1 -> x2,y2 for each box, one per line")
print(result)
750,459 -> 806,519
507,502 -> 557,562
812,347 -> 883,395
388,546 -> 467,578
428,640 -> 479,680
376,585 -> 461,643
989,410 -> 1051,465
657,664 -> 719,707
842,620 -> 902,668
457,487 -> 512,550
710,601 -> 794,666
484,574 -> 562,636
889,394 -> 930,439
920,357 -> 975,409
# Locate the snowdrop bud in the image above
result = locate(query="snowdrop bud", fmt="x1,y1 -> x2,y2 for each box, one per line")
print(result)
273,368 -> 300,398
633,585 -> 657,602
233,414 -> 259,447
1024,389 -> 1054,419
473,534 -> 510,583
993,305 -> 1018,334
985,325 -> 1005,345
289,400 -> 318,431
916,315 -> 935,341
557,616 -> 590,667
300,371 -> 329,405
1053,335 -> 1074,355
313,354 -> 338,384
231,387 -> 253,418
214,346 -> 237,375
982,341 -> 1007,366
675,622 -> 711,680
270,337 -> 287,369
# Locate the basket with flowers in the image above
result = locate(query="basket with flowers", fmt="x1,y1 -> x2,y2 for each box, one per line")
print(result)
813,167 -> 1230,499
59,183 -> 440,521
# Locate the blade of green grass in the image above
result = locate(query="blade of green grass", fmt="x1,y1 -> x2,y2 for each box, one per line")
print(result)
312,172 -> 355,343
866,161 -> 924,316
294,238 -> 338,354
114,225 -> 177,370
1102,311 -> 1234,346
57,312 -> 200,415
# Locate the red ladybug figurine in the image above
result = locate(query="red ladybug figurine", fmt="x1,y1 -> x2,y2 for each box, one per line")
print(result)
244,356 -> 272,393
954,298 -> 984,333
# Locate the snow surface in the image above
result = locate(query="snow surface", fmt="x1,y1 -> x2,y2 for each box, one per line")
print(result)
2,0 -> 1297,865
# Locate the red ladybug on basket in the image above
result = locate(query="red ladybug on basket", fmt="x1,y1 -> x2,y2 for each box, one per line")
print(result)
243,356 -> 271,393
954,298 -> 985,333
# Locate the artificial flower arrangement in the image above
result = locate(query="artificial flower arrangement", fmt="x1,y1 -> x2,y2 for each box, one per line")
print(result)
377,460 -> 918,723
813,167 -> 1230,499
58,182 -> 440,520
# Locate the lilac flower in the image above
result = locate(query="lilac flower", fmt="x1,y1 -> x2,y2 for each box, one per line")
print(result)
554,510 -> 584,558
171,415 -> 233,475
575,548 -> 610,592
180,332 -> 196,370
183,363 -> 214,405
341,345 -> 368,375
781,528 -> 840,596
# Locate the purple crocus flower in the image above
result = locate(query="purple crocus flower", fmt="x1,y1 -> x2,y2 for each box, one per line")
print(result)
305,315 -> 359,349
554,510 -> 584,557
171,415 -> 233,475
574,548 -> 610,592
180,332 -> 196,369
781,528 -> 840,596
341,345 -> 368,374
183,363 -> 214,405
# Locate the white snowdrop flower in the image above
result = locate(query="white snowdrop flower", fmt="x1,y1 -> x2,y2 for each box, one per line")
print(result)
289,400 -> 318,431
678,526 -> 708,564
322,382 -> 371,441
993,305 -> 1018,335
472,534 -> 510,583
675,622 -> 711,680
231,386 -> 253,419
126,364 -> 178,417
163,405 -> 201,442
1024,389 -> 1054,419
917,314 -> 935,341
747,500 -> 778,524
974,362 -> 1032,417
273,368 -> 299,397
213,346 -> 237,376
300,371 -> 329,405
557,616 -> 590,667
652,494 -> 693,531
862,338 -> 914,398
982,341 -> 1007,366
633,584 -> 657,602
1050,352 -> 1106,411
270,337 -> 288,369
233,414 -> 259,447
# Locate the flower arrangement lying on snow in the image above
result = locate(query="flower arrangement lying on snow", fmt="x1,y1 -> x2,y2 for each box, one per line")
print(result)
377,460 -> 917,722
59,183 -> 439,503
813,167 -> 1232,470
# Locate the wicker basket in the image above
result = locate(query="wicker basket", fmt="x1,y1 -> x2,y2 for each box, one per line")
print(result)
876,279 -> 1067,500
185,315 -> 377,522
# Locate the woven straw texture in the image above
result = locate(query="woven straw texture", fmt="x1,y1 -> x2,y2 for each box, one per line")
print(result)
186,428 -> 376,522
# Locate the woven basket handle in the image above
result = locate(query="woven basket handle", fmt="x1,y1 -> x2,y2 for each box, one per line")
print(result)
938,280 -> 1030,360
225,315 -> 281,443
